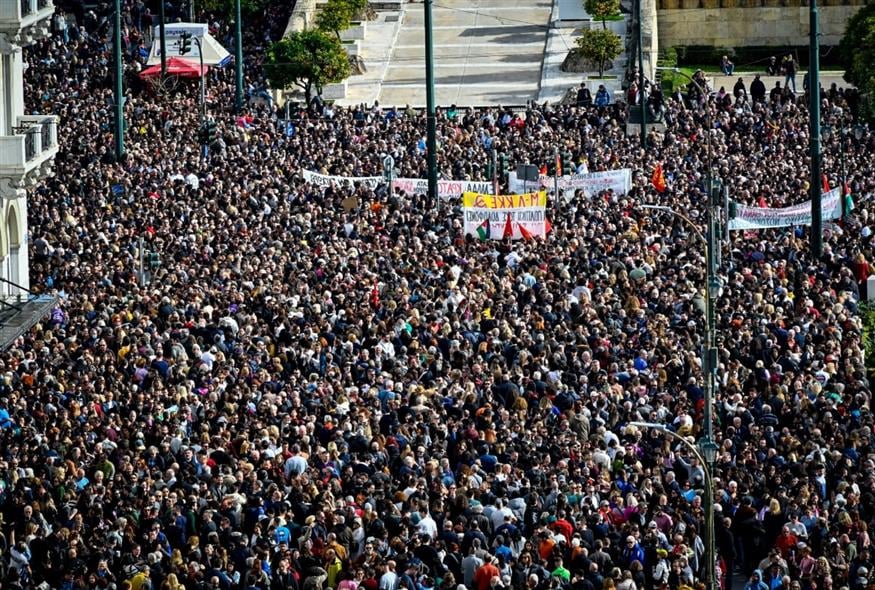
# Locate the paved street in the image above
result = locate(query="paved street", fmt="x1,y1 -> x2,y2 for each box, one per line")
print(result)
376,0 -> 552,107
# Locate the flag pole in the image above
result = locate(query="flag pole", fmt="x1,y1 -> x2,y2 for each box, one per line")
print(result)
809,0 -> 822,257
554,146 -> 560,210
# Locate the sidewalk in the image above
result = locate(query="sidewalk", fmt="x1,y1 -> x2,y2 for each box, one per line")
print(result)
708,70 -> 852,93
339,10 -> 404,106
539,14 -> 629,104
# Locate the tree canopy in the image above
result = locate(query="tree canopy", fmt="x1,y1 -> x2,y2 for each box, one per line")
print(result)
576,28 -> 623,78
317,0 -> 354,39
839,3 -> 875,120
265,30 -> 351,102
585,0 -> 621,29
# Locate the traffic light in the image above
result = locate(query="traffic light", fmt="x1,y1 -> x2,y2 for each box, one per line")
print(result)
728,201 -> 738,219
178,32 -> 192,55
201,120 -> 218,145
708,177 -> 724,207
562,151 -> 573,175
207,120 -> 217,144
500,153 -> 510,176
148,252 -> 161,269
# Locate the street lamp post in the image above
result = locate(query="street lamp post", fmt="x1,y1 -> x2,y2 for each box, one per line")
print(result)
631,422 -> 718,590
159,0 -> 167,80
636,0 -> 646,147
234,0 -> 244,113
113,0 -> 124,160
194,37 -> 206,123
650,66 -> 722,437
810,0 -> 822,258
640,205 -> 721,438
424,0 -> 439,208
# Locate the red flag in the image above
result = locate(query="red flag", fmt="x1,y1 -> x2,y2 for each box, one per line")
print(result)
502,213 -> 514,239
539,164 -> 548,176
822,174 -> 830,193
519,223 -> 533,241
370,283 -> 380,308
545,218 -> 552,234
651,164 -> 667,193
556,153 -> 562,177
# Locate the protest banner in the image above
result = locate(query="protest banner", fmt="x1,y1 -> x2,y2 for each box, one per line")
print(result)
301,171 -> 493,198
462,192 -> 547,240
391,178 -> 494,199
507,168 -> 632,196
301,170 -> 382,189
728,188 -> 842,231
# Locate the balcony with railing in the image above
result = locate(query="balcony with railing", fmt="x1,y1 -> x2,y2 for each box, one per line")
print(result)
0,115 -> 58,187
0,0 -> 54,47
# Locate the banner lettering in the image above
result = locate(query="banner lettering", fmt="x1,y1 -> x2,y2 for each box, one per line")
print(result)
301,171 -> 493,197
728,189 -> 842,231
507,169 -> 632,196
301,169 -> 381,189
462,191 -> 547,240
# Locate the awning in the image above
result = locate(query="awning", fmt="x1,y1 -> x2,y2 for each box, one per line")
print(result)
139,57 -> 209,79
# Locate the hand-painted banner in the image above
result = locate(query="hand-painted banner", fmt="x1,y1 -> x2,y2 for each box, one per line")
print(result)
728,188 -> 842,231
462,191 -> 547,240
301,169 -> 381,189
301,170 -> 493,198
507,169 -> 632,196
392,178 -> 494,199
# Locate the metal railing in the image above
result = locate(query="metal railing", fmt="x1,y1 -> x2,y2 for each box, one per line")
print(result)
39,117 -> 55,149
2,0 -> 51,20
23,126 -> 39,161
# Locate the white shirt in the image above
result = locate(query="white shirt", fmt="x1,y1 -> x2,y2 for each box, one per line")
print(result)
379,571 -> 398,590
490,507 -> 513,532
418,514 -> 438,540
284,455 -> 308,478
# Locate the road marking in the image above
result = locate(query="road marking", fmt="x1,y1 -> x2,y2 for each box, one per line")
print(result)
386,62 -> 540,69
381,82 -> 539,89
419,24 -> 547,30
394,42 -> 546,49
423,6 -> 552,10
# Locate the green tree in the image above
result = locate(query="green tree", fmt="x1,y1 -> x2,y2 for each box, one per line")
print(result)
584,0 -> 620,29
839,4 -> 875,121
576,28 -> 622,77
265,30 -> 351,103
345,0 -> 370,20
317,0 -> 354,40
199,0 -> 265,18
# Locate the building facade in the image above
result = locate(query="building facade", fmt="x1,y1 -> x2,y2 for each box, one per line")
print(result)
657,0 -> 866,49
0,0 -> 58,299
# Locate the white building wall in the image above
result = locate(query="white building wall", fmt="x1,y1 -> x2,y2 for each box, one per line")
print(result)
0,1 -> 56,297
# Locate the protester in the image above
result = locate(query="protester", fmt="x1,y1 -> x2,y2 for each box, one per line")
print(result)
1,1 -> 874,590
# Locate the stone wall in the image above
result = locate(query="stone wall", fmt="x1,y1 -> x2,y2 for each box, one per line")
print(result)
658,4 -> 863,47
283,0 -> 316,38
658,0 -> 865,8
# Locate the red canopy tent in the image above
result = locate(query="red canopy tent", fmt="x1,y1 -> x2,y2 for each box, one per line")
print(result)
139,57 -> 208,79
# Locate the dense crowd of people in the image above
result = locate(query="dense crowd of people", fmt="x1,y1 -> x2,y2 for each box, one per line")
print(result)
2,1 -> 874,590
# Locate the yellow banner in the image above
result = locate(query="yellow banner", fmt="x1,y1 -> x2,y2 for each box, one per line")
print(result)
462,191 -> 547,209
